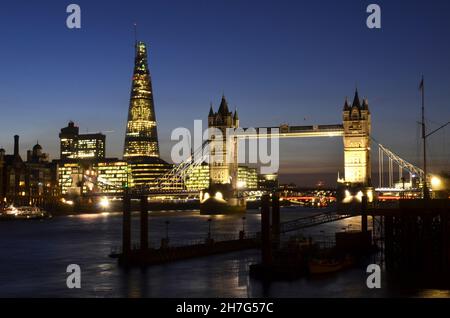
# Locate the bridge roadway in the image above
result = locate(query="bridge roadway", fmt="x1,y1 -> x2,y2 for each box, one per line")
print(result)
235,124 -> 344,139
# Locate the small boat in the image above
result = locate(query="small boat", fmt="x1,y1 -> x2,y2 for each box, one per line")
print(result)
308,256 -> 354,275
0,205 -> 51,220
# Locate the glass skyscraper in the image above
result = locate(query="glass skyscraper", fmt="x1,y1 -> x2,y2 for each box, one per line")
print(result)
123,41 -> 160,159
122,41 -> 172,188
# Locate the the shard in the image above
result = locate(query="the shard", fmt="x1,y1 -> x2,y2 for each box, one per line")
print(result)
123,41 -> 160,159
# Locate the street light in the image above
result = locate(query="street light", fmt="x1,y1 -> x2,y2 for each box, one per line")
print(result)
431,176 -> 442,189
99,197 -> 109,211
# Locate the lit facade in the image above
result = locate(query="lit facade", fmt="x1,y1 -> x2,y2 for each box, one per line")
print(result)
127,158 -> 172,188
59,121 -> 105,160
0,136 -> 28,204
184,163 -> 258,191
95,160 -> 129,193
258,173 -> 279,191
185,163 -> 210,191
58,159 -> 130,196
342,90 -> 371,185
208,96 -> 239,187
77,134 -> 105,159
123,41 -> 160,159
237,166 -> 258,189
57,162 -> 83,196
25,143 -> 57,203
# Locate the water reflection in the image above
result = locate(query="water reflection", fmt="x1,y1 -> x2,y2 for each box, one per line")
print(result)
0,207 -> 447,297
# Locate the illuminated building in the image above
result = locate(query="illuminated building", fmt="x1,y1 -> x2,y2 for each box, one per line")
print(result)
258,173 -> 279,191
0,136 -> 58,206
77,134 -> 105,159
59,121 -> 105,160
95,160 -> 129,193
184,163 -> 258,191
0,135 -> 27,205
58,159 -> 130,196
121,41 -> 172,187
127,159 -> 172,188
57,162 -> 83,196
59,121 -> 78,160
57,158 -> 173,195
238,166 -> 258,189
207,96 -> 239,187
123,41 -> 160,159
342,90 -> 371,185
25,142 -> 57,204
185,163 -> 210,191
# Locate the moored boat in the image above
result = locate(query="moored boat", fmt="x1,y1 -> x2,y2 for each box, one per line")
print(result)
0,205 -> 51,220
308,256 -> 354,275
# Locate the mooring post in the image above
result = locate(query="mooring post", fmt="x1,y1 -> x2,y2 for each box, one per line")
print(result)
271,193 -> 280,247
122,190 -> 131,256
384,216 -> 394,270
261,194 -> 272,266
361,195 -> 368,233
140,195 -> 149,250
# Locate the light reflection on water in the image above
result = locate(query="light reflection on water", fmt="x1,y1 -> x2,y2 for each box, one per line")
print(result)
0,207 -> 447,298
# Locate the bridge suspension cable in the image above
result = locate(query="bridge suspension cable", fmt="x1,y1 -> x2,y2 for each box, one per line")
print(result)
154,140 -> 211,191
372,137 -> 424,189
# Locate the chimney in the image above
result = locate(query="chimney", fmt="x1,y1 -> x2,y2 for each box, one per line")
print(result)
14,135 -> 19,157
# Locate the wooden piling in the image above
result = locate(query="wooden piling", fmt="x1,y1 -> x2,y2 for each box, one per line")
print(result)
122,191 -> 131,256
261,194 -> 272,266
272,193 -> 280,249
361,195 -> 368,232
140,196 -> 149,250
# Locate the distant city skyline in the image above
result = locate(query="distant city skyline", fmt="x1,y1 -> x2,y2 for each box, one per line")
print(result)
0,0 -> 449,186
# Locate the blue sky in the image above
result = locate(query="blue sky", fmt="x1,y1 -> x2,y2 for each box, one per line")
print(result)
0,0 -> 449,185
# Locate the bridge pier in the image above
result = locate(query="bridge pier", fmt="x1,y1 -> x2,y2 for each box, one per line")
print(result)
361,195 -> 368,232
122,191 -> 131,256
271,193 -> 280,247
140,196 -> 149,250
261,195 -> 272,266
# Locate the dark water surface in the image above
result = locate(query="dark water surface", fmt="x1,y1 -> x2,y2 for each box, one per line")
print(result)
0,207 -> 449,298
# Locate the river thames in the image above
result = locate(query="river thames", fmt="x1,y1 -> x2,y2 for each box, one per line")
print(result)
0,207 -> 449,298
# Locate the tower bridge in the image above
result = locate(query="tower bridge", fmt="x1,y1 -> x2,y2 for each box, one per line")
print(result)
92,89 -> 425,210
199,91 -> 372,213
123,90 -> 426,209
106,39 -> 429,210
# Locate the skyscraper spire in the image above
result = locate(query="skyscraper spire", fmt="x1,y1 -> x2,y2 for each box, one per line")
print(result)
133,23 -> 138,45
123,41 -> 160,159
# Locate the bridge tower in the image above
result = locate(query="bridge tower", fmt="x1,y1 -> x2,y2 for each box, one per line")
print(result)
342,90 -> 372,187
201,95 -> 243,214
208,95 -> 239,189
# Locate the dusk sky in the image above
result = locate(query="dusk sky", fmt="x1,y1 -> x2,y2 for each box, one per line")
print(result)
0,0 -> 449,186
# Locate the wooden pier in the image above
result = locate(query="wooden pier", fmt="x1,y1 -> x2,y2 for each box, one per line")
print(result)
114,191 -> 260,267
114,237 -> 260,266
